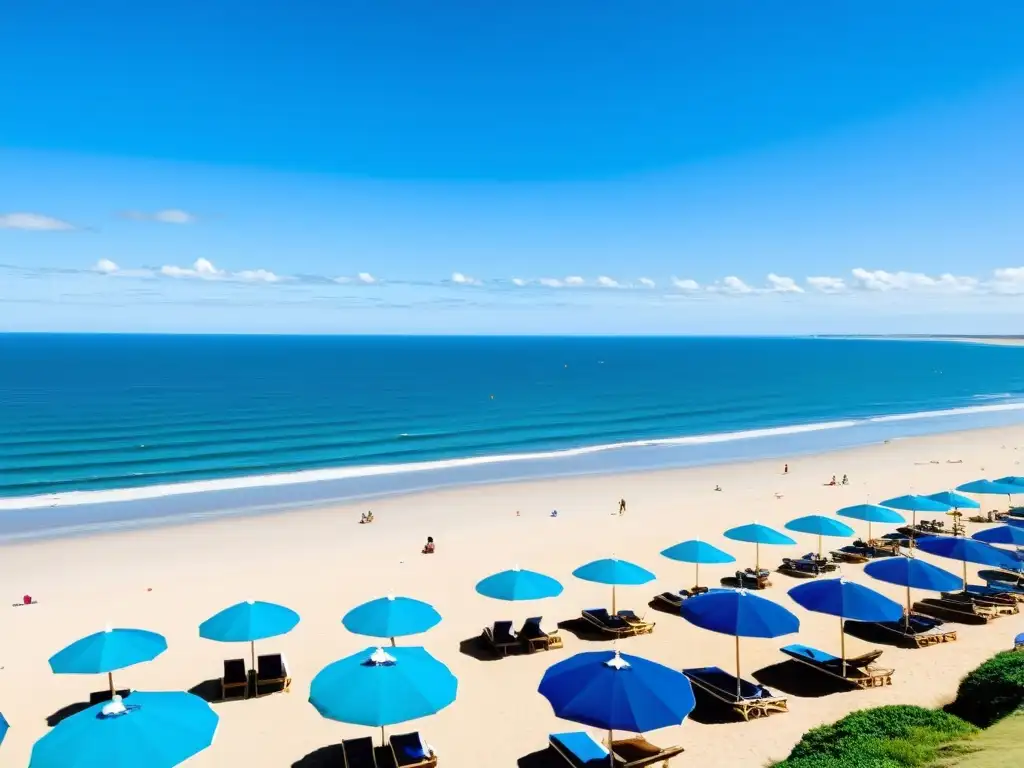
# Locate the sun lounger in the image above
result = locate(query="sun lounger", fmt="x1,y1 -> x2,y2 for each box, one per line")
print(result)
913,599 -> 994,625
967,584 -> 1024,603
653,591 -> 685,611
682,666 -> 788,721
582,608 -> 635,637
801,553 -> 838,572
482,620 -> 520,655
617,609 -> 655,635
979,570 -> 1024,593
343,736 -> 378,768
519,617 -> 563,651
612,736 -> 685,767
780,644 -> 893,689
221,658 -> 248,700
943,590 -> 1020,614
864,538 -> 900,556
735,569 -> 771,589
846,614 -> 957,648
390,732 -> 437,768
549,732 -> 611,767
831,548 -> 870,564
844,649 -> 885,668
778,558 -> 821,579
255,653 -> 291,694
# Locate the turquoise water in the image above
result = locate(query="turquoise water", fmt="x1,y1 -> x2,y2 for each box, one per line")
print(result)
3,334 -> 1024,504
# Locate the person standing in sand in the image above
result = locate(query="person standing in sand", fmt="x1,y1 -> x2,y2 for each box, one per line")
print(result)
618,498 -> 626,515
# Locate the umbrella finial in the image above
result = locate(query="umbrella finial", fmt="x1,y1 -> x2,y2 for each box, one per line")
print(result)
369,647 -> 397,665
100,695 -> 127,717
513,564 -> 521,572
737,588 -> 749,597
245,598 -> 255,605
604,650 -> 631,670
386,594 -> 396,601
104,623 -> 113,633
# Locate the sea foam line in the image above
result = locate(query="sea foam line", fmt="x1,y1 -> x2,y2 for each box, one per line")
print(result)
3,401 -> 1023,511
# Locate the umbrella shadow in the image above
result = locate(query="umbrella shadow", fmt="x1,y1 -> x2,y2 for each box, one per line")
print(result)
841,620 -> 910,648
46,689 -> 132,727
556,617 -> 607,642
684,686 -> 747,725
292,744 -> 346,767
752,661 -> 851,698
458,635 -> 507,662
518,747 -> 560,767
187,678 -> 254,704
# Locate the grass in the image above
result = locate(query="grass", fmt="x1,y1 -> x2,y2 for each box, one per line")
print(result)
932,712 -> 1024,767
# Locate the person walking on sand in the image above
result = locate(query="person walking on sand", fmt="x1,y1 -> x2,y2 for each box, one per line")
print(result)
784,463 -> 789,475
618,498 -> 626,515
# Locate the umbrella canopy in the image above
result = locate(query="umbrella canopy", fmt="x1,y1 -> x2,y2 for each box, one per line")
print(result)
309,646 -> 457,729
993,476 -> 1024,486
864,556 -> 963,593
836,504 -> 905,524
475,568 -> 563,601
915,535 -> 1020,590
49,627 -> 167,698
573,558 -> 656,614
660,540 -> 735,591
1006,518 -> 1024,529
788,578 -> 903,623
880,495 -> 952,514
724,523 -> 796,573
926,491 -> 980,510
342,596 -> 442,645
199,600 -> 299,642
785,515 -> 855,557
956,479 -> 1020,496
972,525 -> 1024,547
539,650 -> 695,735
29,691 -> 217,768
0,711 -> 7,747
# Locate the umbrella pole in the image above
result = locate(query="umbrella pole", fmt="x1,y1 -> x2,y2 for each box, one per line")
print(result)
382,726 -> 386,747
612,585 -> 617,615
962,560 -> 968,592
390,636 -> 396,647
695,562 -> 700,590
735,636 -> 742,699
910,511 -> 916,550
818,534 -> 823,559
251,640 -> 256,675
108,671 -> 115,697
839,616 -> 846,678
755,542 -> 760,574
905,585 -> 912,629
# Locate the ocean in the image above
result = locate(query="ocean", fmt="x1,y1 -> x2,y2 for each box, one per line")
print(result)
3,334 -> 1024,538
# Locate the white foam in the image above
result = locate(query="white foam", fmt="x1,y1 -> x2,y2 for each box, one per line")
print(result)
3,401 -> 1023,512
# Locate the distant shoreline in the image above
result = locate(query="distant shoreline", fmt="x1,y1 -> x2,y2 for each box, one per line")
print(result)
818,335 -> 1024,347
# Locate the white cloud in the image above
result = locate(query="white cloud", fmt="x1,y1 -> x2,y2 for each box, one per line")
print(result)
511,278 -> 527,287
596,276 -> 621,288
451,271 -> 481,285
710,276 -> 754,295
807,276 -> 847,294
124,209 -> 197,224
159,258 -> 278,283
989,267 -> 1024,295
94,258 -> 119,274
565,275 -> 585,286
637,277 -> 656,288
0,212 -> 76,231
539,277 -> 564,288
358,272 -> 376,284
235,269 -> 282,283
671,277 -> 701,291
766,273 -> 804,294
849,268 -> 977,293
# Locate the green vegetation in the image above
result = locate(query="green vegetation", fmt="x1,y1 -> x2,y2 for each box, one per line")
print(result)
946,651 -> 1024,728
936,712 -> 1024,767
773,705 -> 976,768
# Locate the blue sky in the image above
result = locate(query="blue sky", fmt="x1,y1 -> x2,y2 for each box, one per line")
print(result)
2,1 -> 1024,334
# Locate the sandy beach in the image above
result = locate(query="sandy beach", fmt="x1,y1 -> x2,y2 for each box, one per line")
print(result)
3,424 -> 1024,767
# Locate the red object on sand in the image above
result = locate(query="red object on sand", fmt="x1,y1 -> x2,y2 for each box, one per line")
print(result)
23,594 -> 32,604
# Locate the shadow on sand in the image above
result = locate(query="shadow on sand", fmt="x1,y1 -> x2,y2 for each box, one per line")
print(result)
753,660 -> 852,698
555,617 -> 607,642
292,744 -> 346,768
458,635 -> 506,662
518,747 -> 560,768
46,689 -> 132,727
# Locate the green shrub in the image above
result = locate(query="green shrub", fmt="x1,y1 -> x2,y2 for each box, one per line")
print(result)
774,705 -> 975,768
947,651 -> 1024,728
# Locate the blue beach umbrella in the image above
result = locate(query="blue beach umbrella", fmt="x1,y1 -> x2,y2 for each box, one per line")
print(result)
865,555 -> 965,627
573,558 -> 656,614
724,523 -> 796,573
309,646 -> 457,744
200,600 -> 299,676
0,711 -> 7,747
49,628 -> 167,698
881,494 -> 953,547
993,476 -> 1024,487
915,535 -> 1020,590
973,525 -> 1024,547
926,491 -> 980,510
956,480 -> 1020,508
680,589 -> 799,698
784,515 -> 856,557
539,650 -> 695,750
788,578 -> 902,674
837,503 -> 905,541
342,595 -> 442,646
29,691 -> 217,768
475,567 -> 563,601
660,539 -> 735,590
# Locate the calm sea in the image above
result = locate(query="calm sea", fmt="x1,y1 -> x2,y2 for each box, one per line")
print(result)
3,335 -> 1024,511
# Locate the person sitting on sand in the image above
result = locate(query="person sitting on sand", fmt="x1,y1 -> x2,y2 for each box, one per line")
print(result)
714,484 -> 722,492
360,511 -> 375,524
841,474 -> 848,485
422,536 -> 435,554
829,475 -> 837,486
550,509 -> 558,517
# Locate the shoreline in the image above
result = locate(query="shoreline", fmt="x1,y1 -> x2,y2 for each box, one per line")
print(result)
3,423 -> 1024,766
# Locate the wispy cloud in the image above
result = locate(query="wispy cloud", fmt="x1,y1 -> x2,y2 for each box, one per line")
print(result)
0,212 -> 77,231
451,271 -> 481,285
766,273 -> 804,294
122,209 -> 198,224
637,277 -> 656,288
807,276 -> 847,294
709,276 -> 755,295
565,276 -> 585,286
671,277 -> 701,291
159,258 -> 282,283
849,268 -> 977,293
596,276 -> 621,288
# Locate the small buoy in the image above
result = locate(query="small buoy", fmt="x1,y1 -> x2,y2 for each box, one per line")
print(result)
490,394 -> 494,399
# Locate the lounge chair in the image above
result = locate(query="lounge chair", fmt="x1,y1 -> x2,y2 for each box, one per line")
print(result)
682,666 -> 788,721
831,547 -> 871,564
519,617 -> 563,652
343,736 -> 378,768
582,608 -> 635,637
864,538 -> 900,556
612,736 -> 685,767
735,569 -> 771,589
255,653 -> 291,695
389,732 -> 437,768
653,591 -> 686,611
943,590 -> 1020,614
482,620 -> 520,655
617,609 -> 655,635
846,614 -> 957,648
780,644 -> 894,689
549,732 -> 612,767
778,558 -> 821,579
967,584 -> 1024,604
913,598 -> 994,625
221,658 -> 248,700
801,553 -> 838,572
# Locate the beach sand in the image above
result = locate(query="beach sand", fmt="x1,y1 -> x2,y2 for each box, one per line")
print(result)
2,425 -> 1024,766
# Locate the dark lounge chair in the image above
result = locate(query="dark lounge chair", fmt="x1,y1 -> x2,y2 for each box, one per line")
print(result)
831,547 -> 871,564
549,732 -> 611,767
845,614 -> 957,648
734,569 -> 771,589
519,617 -> 562,652
682,665 -> 788,721
943,589 -> 1019,613
912,598 -> 994,625
221,658 -> 248,700
780,644 -> 893,689
255,653 -> 291,694
482,620 -> 519,655
616,609 -> 655,635
612,736 -> 685,767
778,558 -> 822,579
582,608 -> 635,637
343,736 -> 378,768
389,731 -> 437,768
